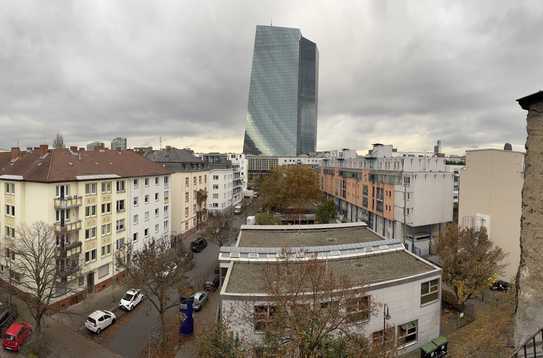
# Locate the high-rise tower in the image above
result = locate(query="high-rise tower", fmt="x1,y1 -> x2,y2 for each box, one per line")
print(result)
243,25 -> 318,156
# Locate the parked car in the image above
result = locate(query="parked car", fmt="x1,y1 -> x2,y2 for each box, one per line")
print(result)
192,291 -> 209,312
0,302 -> 17,334
490,280 -> 510,291
204,274 -> 221,292
161,262 -> 178,278
119,289 -> 144,311
233,204 -> 242,214
191,238 -> 207,253
2,322 -> 32,352
85,310 -> 116,334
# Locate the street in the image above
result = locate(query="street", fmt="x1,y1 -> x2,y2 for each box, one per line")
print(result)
56,201 -> 253,358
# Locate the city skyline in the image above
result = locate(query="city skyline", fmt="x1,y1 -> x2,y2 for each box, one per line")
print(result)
0,1 -> 539,154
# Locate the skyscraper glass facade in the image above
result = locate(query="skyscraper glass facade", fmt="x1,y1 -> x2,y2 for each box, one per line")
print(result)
243,25 -> 318,156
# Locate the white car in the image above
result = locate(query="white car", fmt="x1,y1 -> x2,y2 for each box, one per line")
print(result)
119,289 -> 144,311
192,291 -> 208,312
85,310 -> 116,334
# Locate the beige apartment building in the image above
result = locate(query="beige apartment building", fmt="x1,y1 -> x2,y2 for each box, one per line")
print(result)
145,147 -> 209,237
0,146 -> 171,306
459,148 -> 524,280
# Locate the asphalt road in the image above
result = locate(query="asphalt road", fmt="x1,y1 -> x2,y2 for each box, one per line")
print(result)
91,203 -> 252,358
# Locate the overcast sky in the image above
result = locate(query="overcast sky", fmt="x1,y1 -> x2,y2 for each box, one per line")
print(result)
1,0 -> 542,154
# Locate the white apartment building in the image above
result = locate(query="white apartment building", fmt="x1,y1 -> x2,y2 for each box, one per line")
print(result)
459,148 -> 524,280
0,146 -> 171,305
208,168 -> 234,213
218,223 -> 442,354
145,148 -> 209,237
228,153 -> 248,194
321,144 -> 453,257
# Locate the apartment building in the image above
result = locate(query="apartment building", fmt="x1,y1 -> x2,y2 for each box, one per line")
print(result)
459,148 -> 524,280
228,153 -> 248,196
145,147 -> 208,237
111,137 -> 127,151
0,146 -> 171,305
321,144 -> 453,256
218,223 -> 442,354
247,154 -> 324,183
208,168 -> 234,213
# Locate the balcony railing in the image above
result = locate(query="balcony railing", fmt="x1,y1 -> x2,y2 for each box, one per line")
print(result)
54,196 -> 83,209
513,328 -> 543,358
54,220 -> 82,233
57,241 -> 82,258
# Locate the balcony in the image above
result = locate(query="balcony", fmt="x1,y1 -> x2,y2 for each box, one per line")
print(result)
54,196 -> 82,209
57,240 -> 82,258
54,220 -> 82,233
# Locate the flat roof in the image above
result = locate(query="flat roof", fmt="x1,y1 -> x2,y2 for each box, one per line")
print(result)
223,249 -> 439,295
238,223 -> 383,248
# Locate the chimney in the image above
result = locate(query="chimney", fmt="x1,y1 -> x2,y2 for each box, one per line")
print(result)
39,144 -> 49,156
10,147 -> 20,161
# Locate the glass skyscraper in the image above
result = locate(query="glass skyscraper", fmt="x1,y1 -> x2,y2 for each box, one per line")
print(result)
243,25 -> 318,156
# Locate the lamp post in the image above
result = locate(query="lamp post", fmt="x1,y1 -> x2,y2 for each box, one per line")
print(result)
383,303 -> 391,344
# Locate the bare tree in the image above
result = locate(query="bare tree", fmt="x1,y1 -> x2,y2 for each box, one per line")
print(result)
204,213 -> 229,246
235,251 -> 394,357
52,133 -> 65,149
118,236 -> 192,347
10,222 -> 77,336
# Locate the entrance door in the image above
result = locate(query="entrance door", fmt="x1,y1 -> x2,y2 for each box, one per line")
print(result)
87,272 -> 95,293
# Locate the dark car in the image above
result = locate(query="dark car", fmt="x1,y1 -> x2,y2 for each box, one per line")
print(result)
0,302 -> 17,334
191,238 -> 207,253
490,280 -> 510,291
204,274 -> 221,292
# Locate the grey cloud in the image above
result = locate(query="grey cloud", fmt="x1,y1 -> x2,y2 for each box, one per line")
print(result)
0,0 -> 541,152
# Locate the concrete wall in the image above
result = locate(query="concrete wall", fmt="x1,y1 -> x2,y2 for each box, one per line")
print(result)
458,149 -> 524,280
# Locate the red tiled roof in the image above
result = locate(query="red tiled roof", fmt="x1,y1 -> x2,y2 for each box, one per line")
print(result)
0,148 -> 171,182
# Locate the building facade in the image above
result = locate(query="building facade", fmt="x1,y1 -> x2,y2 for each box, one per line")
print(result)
219,223 -> 442,354
459,148 -> 524,280
208,168 -> 234,213
321,144 -> 453,257
247,155 -> 324,183
144,147 -> 209,237
228,153 -> 248,195
0,146 -> 171,305
86,142 -> 105,151
111,137 -> 127,151
243,25 -> 319,156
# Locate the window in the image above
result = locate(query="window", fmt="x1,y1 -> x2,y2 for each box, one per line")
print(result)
101,244 -> 112,257
116,200 -> 126,213
145,178 -> 149,186
55,184 -> 69,198
116,219 -> 125,232
5,226 -> 15,239
164,176 -> 169,186
397,320 -> 418,346
164,220 -> 168,230
5,205 -> 15,216
198,176 -> 202,184
101,202 -> 111,214
85,183 -> 97,195
164,191 -> 169,202
185,192 -> 189,201
185,177 -> 189,186
154,208 -> 159,217
133,215 -> 139,225
185,207 -> 189,217
5,183 -> 15,194
116,238 -> 125,250
133,178 -> 139,187
133,197 -> 138,206
254,305 -> 276,332
421,279 -> 440,304
144,195 -> 149,204
213,185 -> 219,190
193,177 -> 197,185
85,227 -> 97,240
213,175 -> 219,180
155,177 -> 159,185
346,296 -> 370,322
101,182 -> 111,193
164,205 -> 169,216
144,228 -> 149,237
372,328 -> 395,346
101,224 -> 111,236
154,193 -> 159,201
155,224 -> 159,233
116,180 -> 125,193
212,193 -> 218,199
185,222 -> 189,230
56,209 -> 70,222
85,205 -> 97,217
204,175 -> 207,184
133,233 -> 138,241
145,211 -> 150,222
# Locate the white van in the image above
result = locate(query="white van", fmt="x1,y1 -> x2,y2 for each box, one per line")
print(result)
233,204 -> 242,214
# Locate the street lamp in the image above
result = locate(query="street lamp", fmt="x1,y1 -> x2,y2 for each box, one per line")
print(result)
383,303 -> 391,344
